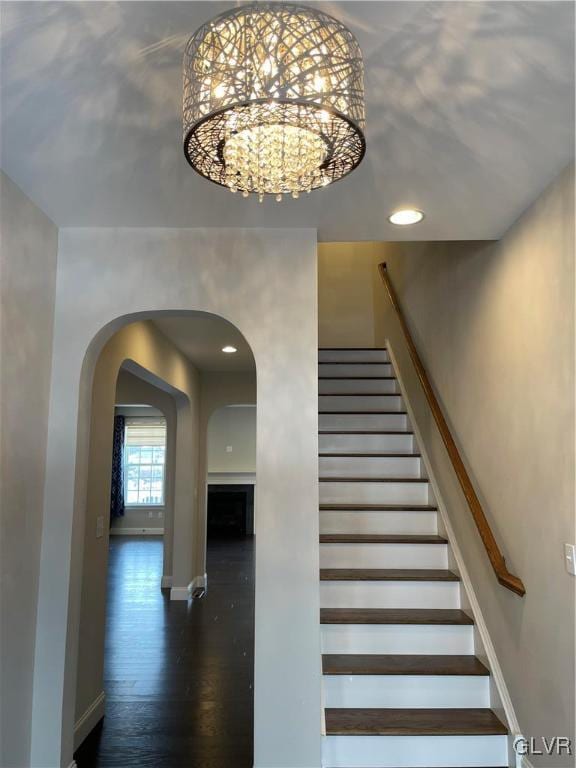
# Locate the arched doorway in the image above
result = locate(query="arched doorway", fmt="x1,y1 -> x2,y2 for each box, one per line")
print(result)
29,228 -> 320,768
68,314 -> 256,766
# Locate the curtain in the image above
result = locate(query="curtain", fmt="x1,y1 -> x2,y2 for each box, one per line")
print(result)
110,414 -> 125,519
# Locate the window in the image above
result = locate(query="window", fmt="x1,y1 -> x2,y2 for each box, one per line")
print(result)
124,417 -> 167,506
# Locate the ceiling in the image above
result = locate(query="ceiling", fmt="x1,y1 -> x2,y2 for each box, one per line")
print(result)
0,1 -> 573,240
153,313 -> 255,372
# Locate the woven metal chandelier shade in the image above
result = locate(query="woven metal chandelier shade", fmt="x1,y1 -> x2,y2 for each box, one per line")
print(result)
183,3 -> 365,200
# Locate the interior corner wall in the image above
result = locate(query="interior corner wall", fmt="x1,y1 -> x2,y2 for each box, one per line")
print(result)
31,228 -> 319,768
0,171 -> 58,768
318,164 -> 575,763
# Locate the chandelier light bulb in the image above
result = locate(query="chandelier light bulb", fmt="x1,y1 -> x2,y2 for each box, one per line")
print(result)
183,3 -> 366,201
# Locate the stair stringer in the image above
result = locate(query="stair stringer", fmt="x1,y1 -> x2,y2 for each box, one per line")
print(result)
386,339 -> 522,768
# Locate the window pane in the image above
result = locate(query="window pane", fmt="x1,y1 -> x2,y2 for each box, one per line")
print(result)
126,489 -> 139,504
126,446 -> 141,465
153,447 -> 165,464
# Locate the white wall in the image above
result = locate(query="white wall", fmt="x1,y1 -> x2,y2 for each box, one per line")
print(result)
31,228 -> 320,768
0,171 -> 58,768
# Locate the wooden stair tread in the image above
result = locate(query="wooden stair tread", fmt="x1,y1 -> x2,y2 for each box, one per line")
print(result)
319,452 -> 420,458
319,361 -> 391,365
320,504 -> 437,511
325,709 -> 507,737
320,608 -> 474,625
319,477 -> 428,483
319,430 -> 413,435
320,568 -> 459,582
320,534 -> 446,544
319,410 -> 408,415
319,347 -> 387,351
322,654 -> 489,676
325,708 -> 507,736
319,393 -> 399,397
319,376 -> 396,380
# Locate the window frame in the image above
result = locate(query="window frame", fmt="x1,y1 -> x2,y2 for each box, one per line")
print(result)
123,417 -> 167,507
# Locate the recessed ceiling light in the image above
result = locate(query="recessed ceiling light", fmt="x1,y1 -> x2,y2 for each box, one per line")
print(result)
388,208 -> 425,226
222,345 -> 237,354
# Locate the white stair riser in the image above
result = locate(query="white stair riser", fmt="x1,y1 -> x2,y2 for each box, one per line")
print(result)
320,580 -> 460,609
323,674 -> 490,709
319,350 -> 389,363
320,543 -> 448,569
321,624 -> 474,655
322,734 -> 508,767
320,413 -> 408,432
320,510 -> 438,535
319,363 -> 393,377
320,481 -> 429,506
320,395 -> 404,412
319,433 -> 414,454
319,379 -> 398,395
320,456 -> 421,478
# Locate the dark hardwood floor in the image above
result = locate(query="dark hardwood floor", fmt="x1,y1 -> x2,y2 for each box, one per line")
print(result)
74,534 -> 255,768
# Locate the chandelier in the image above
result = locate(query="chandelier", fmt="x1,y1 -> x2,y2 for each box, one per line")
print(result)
183,3 -> 366,201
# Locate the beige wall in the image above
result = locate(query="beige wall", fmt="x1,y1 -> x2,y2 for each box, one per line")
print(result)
208,405 -> 256,474
318,242 -> 381,347
318,164 -> 575,763
0,172 -> 58,768
75,321 -> 200,739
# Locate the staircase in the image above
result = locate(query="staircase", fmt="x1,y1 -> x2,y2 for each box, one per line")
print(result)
318,348 -> 509,768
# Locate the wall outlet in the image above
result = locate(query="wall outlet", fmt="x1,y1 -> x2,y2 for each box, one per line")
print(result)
148,510 -> 154,518
226,445 -> 233,453
158,511 -> 163,518
565,544 -> 576,575
96,516 -> 104,539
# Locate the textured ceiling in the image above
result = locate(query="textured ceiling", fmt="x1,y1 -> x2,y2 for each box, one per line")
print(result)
0,1 -> 573,240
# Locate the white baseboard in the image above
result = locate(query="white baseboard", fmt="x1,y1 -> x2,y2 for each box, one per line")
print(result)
73,691 -> 105,749
161,575 -> 173,588
110,527 -> 164,536
170,583 -> 193,601
192,572 -> 208,590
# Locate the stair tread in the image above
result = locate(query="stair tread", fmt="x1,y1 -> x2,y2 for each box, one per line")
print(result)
319,430 -> 413,435
324,707 -> 508,735
320,504 -> 437,511
319,410 -> 408,415
320,534 -> 446,544
319,453 -> 421,458
319,376 -> 396,380
319,347 -> 388,351
319,477 -> 428,483
319,362 -> 391,365
320,568 -> 459,582
322,654 -> 489,676
320,393 -> 399,397
321,608 -> 474,625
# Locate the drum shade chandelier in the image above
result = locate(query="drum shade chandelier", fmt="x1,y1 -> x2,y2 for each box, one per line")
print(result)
183,3 -> 366,201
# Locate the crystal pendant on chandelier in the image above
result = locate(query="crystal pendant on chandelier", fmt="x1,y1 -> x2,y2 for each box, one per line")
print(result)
182,3 -> 366,201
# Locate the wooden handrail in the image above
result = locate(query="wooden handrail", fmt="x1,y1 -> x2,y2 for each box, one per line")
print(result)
379,263 -> 526,597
